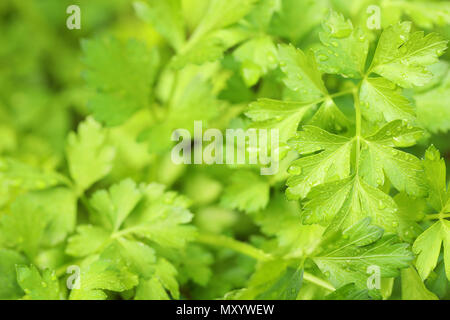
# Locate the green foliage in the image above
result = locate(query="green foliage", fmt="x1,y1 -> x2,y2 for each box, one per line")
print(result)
1,0 -> 449,301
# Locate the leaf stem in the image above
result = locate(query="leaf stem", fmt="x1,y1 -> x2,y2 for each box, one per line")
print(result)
353,85 -> 362,174
423,213 -> 450,221
303,273 -> 336,292
309,89 -> 355,107
196,233 -> 335,292
196,233 -> 272,261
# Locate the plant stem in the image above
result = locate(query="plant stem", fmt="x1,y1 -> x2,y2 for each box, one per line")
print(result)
423,213 -> 450,221
196,233 -> 335,292
197,233 -> 272,261
303,273 -> 336,292
353,85 -> 362,174
305,89 -> 354,107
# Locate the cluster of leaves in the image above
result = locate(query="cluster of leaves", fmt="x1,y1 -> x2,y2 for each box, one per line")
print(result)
0,0 -> 450,300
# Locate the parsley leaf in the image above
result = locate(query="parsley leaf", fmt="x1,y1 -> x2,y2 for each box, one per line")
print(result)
66,117 -> 115,195
16,265 -> 60,300
313,218 -> 413,291
315,11 -> 369,78
82,38 -> 160,126
286,126 -> 353,200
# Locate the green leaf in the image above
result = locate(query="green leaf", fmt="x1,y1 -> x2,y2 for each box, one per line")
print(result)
371,22 -> 412,70
315,11 -> 369,78
134,0 -> 185,51
171,0 -> 257,68
269,0 -> 328,43
401,267 -> 438,300
309,98 -> 351,133
371,23 -> 448,88
89,179 -> 142,231
251,192 -> 324,257
192,0 -> 258,37
16,265 -> 60,300
69,256 -> 139,300
277,44 -> 327,101
174,244 -> 214,286
0,249 -> 27,299
325,283 -> 370,300
69,243 -> 144,300
0,195 -> 48,259
66,117 -> 115,194
303,176 -> 400,234
413,220 -> 450,280
135,258 -> 179,299
286,126 -> 353,199
144,64 -> 225,152
313,218 -> 413,291
360,77 -> 415,123
243,0 -> 280,31
114,238 -> 157,279
82,38 -> 159,126
360,120 -> 427,196
398,1 -> 450,29
66,225 -> 111,257
256,266 -> 303,300
394,193 -> 425,243
234,36 -> 278,86
21,188 -> 76,246
221,170 -> 270,213
122,183 -> 196,248
246,99 -> 312,145
412,147 -> 450,281
0,158 -> 67,193
170,30 -> 242,69
232,259 -> 296,299
416,69 -> 450,133
135,277 -> 170,300
423,145 -> 448,212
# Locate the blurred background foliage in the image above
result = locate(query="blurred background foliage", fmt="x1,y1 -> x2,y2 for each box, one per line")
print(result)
0,0 -> 449,299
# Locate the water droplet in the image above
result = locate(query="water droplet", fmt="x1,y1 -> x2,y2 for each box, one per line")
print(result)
378,200 -> 386,209
331,41 -> 338,47
318,54 -> 328,61
392,221 -> 399,227
289,165 -> 302,175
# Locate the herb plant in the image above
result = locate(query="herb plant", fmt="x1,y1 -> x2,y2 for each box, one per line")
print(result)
0,0 -> 450,300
